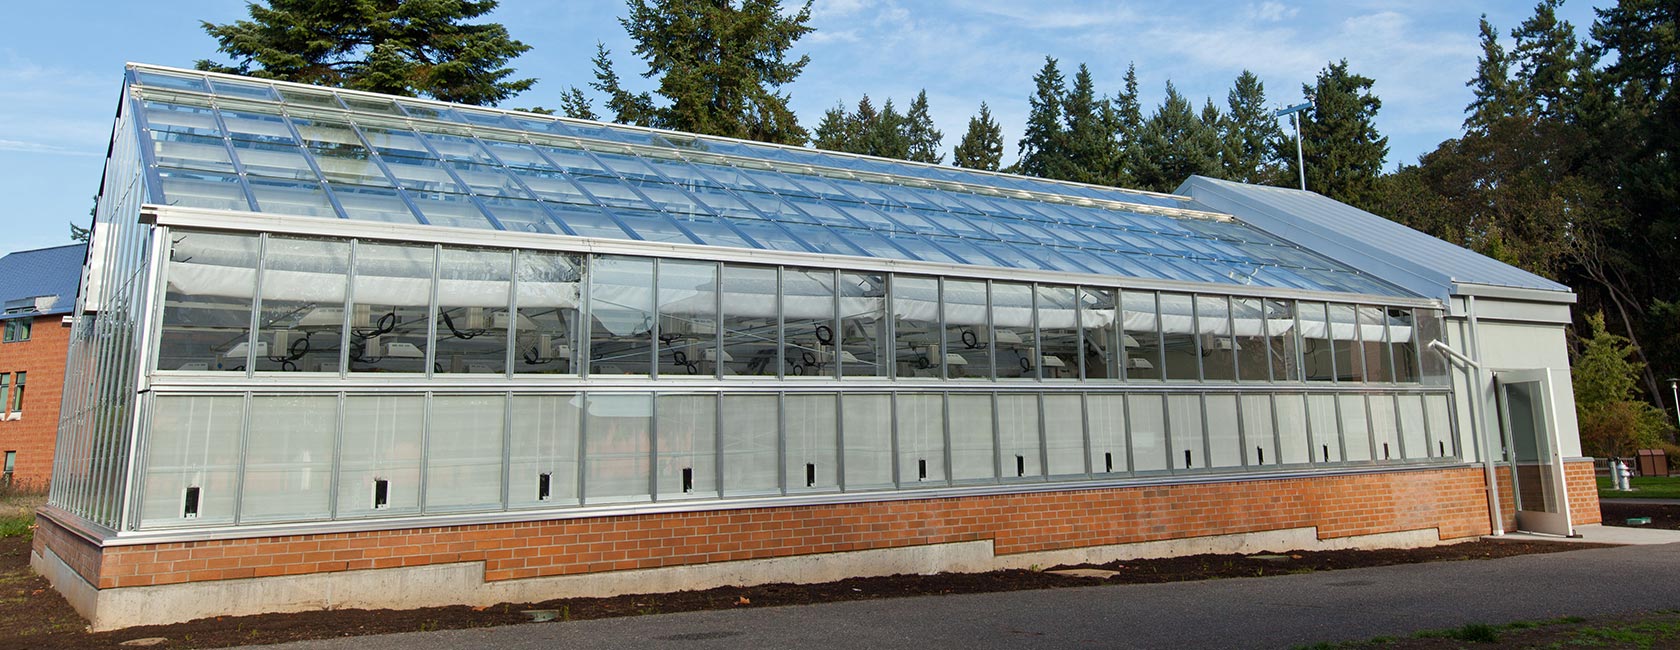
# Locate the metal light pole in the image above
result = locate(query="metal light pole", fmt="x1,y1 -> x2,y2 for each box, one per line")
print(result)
1275,102 -> 1312,191
1669,378 -> 1679,431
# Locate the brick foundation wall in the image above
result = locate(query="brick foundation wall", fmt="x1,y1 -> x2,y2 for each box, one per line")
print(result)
0,314 -> 71,490
1566,461 -> 1601,525
73,466 -> 1497,590
33,512 -> 102,587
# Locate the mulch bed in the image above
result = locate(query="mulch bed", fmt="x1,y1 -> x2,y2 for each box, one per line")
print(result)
0,529 -> 1608,650
1601,500 -> 1680,530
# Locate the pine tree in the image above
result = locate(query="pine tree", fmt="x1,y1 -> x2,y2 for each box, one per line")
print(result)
1111,63 -> 1144,187
1197,99 -> 1227,178
196,0 -> 534,105
558,87 -> 599,121
1511,0 -> 1583,121
1292,60 -> 1388,209
1017,56 -> 1069,179
1221,71 -> 1284,184
862,99 -> 909,159
588,0 -> 814,144
952,102 -> 1004,171
1465,16 -> 1520,132
1131,82 -> 1221,193
1062,64 -> 1112,184
813,102 -> 854,152
584,42 -> 656,127
904,90 -> 945,164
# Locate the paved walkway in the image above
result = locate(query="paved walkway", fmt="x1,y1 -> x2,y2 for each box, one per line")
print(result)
254,541 -> 1680,650
1494,523 -> 1680,545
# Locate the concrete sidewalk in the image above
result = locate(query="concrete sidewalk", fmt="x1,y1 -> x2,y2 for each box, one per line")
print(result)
1493,523 -> 1680,545
252,541 -> 1680,650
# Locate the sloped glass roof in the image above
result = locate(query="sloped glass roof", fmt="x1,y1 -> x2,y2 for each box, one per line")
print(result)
126,64 -> 1405,297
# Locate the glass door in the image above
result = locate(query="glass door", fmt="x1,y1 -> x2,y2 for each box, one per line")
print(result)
1495,369 -> 1572,536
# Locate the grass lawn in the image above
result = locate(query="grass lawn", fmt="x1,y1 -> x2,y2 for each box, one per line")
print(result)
1599,475 -> 1680,499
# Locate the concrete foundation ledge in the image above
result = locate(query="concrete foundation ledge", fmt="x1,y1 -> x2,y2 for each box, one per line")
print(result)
41,525 -> 1450,631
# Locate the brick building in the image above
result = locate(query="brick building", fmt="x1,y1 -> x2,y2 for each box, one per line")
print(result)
0,244 -> 84,490
34,65 -> 1594,630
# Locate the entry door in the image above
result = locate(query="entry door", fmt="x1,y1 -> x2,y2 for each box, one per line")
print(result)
1495,370 -> 1573,536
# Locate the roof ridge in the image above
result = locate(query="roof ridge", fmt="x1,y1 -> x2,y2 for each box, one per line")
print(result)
1,243 -> 87,257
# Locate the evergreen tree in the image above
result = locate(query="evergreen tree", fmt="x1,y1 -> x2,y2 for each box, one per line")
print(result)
558,87 -> 599,121
1511,0 -> 1584,121
583,42 -> 656,127
1197,99 -> 1227,177
1574,312 -> 1672,458
1131,82 -> 1221,192
197,0 -> 534,105
1221,70 -> 1284,184
588,0 -> 814,144
1111,63 -> 1144,187
1464,16 -> 1521,132
1291,60 -> 1388,209
903,90 -> 945,164
1062,64 -> 1112,185
860,98 -> 910,159
812,102 -> 854,152
952,102 -> 1004,171
1017,56 -> 1069,179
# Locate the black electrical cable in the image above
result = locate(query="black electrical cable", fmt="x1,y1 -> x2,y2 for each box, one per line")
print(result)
814,324 -> 833,345
961,329 -> 979,349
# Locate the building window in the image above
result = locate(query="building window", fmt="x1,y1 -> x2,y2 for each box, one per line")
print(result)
1,451 -> 13,485
0,374 -> 8,415
1,318 -> 28,343
7,372 -> 19,413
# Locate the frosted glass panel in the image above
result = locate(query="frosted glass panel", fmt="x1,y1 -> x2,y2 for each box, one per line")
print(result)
896,393 -> 946,484
1205,394 -> 1243,468
1369,394 -> 1399,461
1240,394 -> 1276,467
1043,394 -> 1086,475
1274,394 -> 1311,465
141,395 -> 243,527
508,394 -> 581,507
1308,394 -> 1343,463
583,393 -> 652,503
1168,394 -> 1204,470
338,395 -> 424,517
426,394 -> 505,512
1398,394 -> 1429,459
721,394 -> 779,496
785,394 -> 838,492
657,394 -> 717,499
1128,394 -> 1168,472
998,394 -> 1042,479
1339,394 -> 1373,461
948,394 -> 995,480
843,394 -> 894,489
240,395 -> 335,523
1425,393 -> 1455,458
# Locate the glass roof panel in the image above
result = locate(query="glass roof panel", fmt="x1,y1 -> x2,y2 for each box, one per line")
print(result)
128,65 -> 1415,298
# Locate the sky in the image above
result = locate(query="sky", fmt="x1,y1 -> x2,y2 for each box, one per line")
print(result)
0,0 -> 1609,257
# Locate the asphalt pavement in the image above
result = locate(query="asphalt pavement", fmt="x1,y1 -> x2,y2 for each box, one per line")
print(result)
252,541 -> 1680,650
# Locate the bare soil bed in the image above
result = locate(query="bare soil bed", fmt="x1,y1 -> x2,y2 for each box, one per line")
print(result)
1601,500 -> 1680,530
0,529 -> 1609,650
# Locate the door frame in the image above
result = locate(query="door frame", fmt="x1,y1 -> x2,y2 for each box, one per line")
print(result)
1493,368 -> 1574,536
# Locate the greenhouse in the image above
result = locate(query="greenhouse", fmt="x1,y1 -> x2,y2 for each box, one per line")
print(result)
35,64 -> 1593,629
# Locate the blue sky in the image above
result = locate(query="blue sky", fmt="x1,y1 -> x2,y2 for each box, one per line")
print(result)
0,1 -> 1606,257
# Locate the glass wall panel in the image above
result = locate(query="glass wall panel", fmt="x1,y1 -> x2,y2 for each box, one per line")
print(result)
1358,306 -> 1392,383
785,394 -> 839,492
1205,394 -> 1243,468
721,394 -> 780,496
1398,394 -> 1429,459
254,237 -> 348,373
944,280 -> 991,379
1417,310 -> 1450,386
839,273 -> 888,377
1121,291 -> 1163,381
1265,299 -> 1301,382
949,394 -> 995,481
1168,394 -> 1204,470
1232,298 -> 1270,382
1199,297 -> 1238,382
433,249 -> 512,374
783,269 -> 838,378
426,394 -> 505,512
656,394 -> 717,499
1329,304 -> 1364,382
1425,394 -> 1455,458
583,393 -> 653,503
998,394 -> 1043,479
1369,394 -> 1400,461
663,261 -> 722,376
348,243 -> 434,373
1338,394 -> 1373,461
1159,294 -> 1200,382
896,393 -> 946,484
240,395 -> 335,523
1129,394 -> 1168,472
1274,393 -> 1311,464
1036,286 -> 1079,379
843,394 -> 894,489
140,395 -> 243,527
588,257 -> 654,375
508,394 -> 581,507
1080,288 -> 1121,380
980,282 -> 1026,380
1240,395 -> 1276,466
338,395 -> 424,517
1301,302 -> 1336,382
1043,394 -> 1086,475
893,277 -> 941,378
1307,394 -> 1343,463
513,252 -> 582,375
1389,308 -> 1420,383
158,231 -> 258,372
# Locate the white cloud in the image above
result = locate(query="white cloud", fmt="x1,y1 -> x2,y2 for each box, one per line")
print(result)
1245,2 -> 1299,22
0,139 -> 101,157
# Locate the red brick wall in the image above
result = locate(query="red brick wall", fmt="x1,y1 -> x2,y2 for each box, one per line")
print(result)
33,512 -> 102,587
75,466 -> 1495,590
1566,461 -> 1601,525
0,314 -> 71,490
